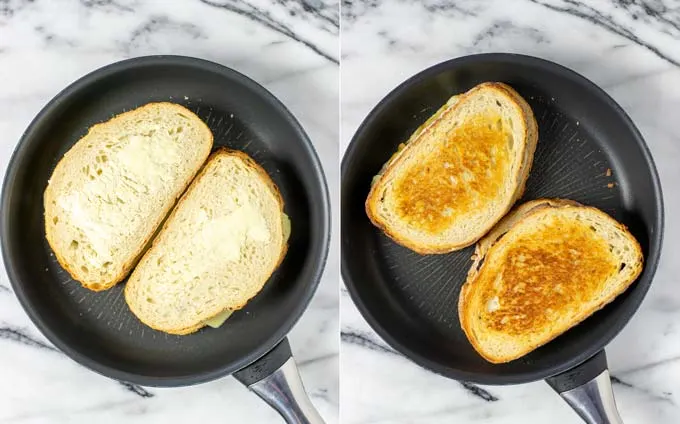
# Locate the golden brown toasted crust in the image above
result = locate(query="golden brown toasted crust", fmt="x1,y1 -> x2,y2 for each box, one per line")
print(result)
366,82 -> 538,254
123,148 -> 288,335
496,83 -> 539,203
44,102 -> 213,291
459,199 -> 644,363
458,200 -> 561,351
393,118 -> 510,233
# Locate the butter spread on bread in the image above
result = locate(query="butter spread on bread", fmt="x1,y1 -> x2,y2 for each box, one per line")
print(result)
44,102 -> 213,291
124,149 -> 288,335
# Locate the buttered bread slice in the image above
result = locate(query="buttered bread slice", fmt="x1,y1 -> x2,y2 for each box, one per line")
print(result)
44,103 -> 212,291
366,83 -> 538,254
459,199 -> 644,363
124,149 -> 289,335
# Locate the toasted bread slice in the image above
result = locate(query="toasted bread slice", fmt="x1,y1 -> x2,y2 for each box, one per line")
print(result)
124,149 -> 288,335
44,102 -> 213,291
366,82 -> 538,254
459,199 -> 643,363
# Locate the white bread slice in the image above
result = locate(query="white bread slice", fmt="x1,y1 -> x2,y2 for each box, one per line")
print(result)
366,82 -> 538,254
124,149 -> 288,335
44,102 -> 213,291
459,199 -> 644,363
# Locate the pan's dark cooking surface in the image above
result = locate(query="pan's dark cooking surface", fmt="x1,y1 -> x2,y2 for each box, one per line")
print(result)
1,56 -> 330,386
341,54 -> 663,384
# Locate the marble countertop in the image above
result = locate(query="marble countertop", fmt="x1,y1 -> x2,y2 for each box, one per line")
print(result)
341,1 -> 679,423
0,1 -> 338,423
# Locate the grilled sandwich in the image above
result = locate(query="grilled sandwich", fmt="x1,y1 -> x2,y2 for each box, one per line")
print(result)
459,199 -> 644,363
366,82 -> 538,254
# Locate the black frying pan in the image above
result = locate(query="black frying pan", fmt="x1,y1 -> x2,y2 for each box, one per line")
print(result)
341,54 -> 663,423
1,56 -> 330,423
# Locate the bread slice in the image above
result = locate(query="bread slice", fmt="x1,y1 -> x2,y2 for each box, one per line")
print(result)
366,82 -> 538,254
44,102 -> 213,291
124,149 -> 288,335
459,199 -> 644,363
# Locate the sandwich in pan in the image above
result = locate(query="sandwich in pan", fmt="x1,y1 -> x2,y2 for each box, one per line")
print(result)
125,149 -> 290,335
45,103 -> 289,335
366,82 -> 538,254
343,55 -> 660,424
459,199 -> 643,363
365,82 -> 644,362
44,103 -> 213,291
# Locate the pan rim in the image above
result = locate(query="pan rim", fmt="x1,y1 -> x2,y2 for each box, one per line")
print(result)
1,55 -> 331,387
341,52 -> 664,385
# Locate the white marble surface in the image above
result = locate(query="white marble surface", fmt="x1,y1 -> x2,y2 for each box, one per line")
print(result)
0,0 -> 338,423
341,1 -> 680,423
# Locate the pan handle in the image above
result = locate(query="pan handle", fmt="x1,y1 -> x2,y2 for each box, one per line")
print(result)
234,337 -> 325,424
545,350 -> 623,424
